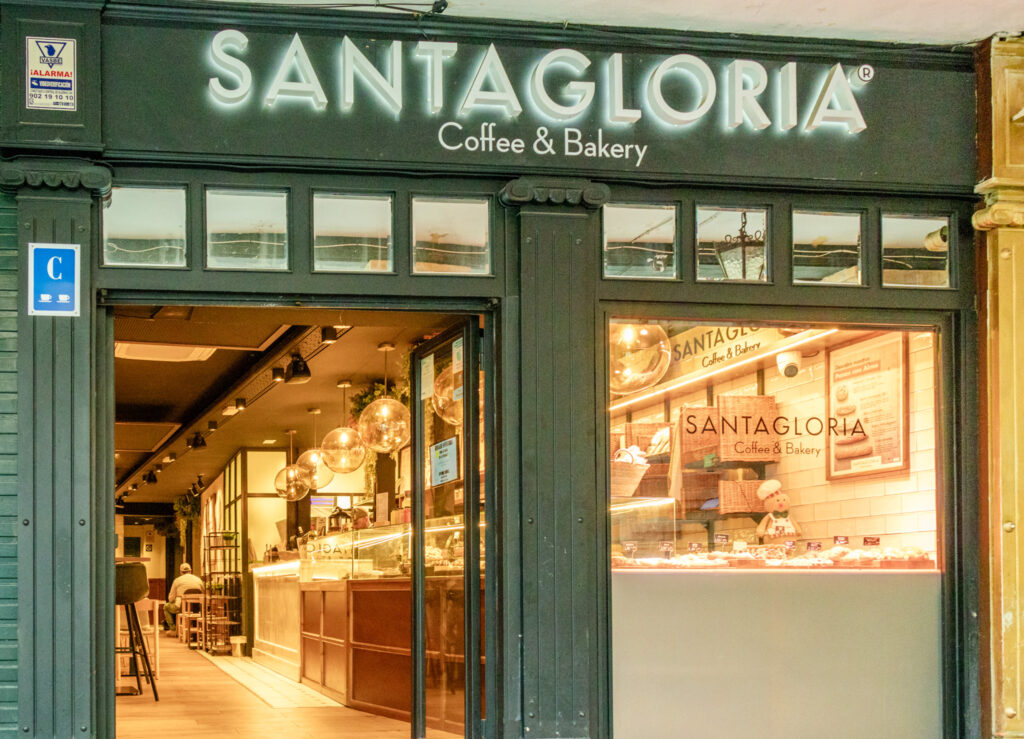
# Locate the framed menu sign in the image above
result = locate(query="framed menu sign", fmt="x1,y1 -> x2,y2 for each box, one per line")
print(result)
826,332 -> 909,480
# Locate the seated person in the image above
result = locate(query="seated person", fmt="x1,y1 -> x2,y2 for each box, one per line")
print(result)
163,562 -> 203,632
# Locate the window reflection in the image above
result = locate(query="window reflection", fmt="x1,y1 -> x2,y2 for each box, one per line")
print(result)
603,204 -> 677,279
103,187 -> 187,268
792,210 -> 862,285
206,189 -> 288,271
882,214 -> 950,288
413,198 -> 491,275
314,194 -> 393,273
696,206 -> 769,282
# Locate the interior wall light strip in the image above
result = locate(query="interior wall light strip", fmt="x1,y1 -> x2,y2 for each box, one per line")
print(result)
608,328 -> 839,412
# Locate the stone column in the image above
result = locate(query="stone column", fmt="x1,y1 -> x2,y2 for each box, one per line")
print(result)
973,36 -> 1024,738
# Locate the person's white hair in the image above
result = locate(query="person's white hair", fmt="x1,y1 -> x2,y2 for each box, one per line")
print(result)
180,562 -> 192,573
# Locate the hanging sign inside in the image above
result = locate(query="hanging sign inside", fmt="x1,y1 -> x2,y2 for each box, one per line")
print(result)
26,37 -> 76,111
28,243 -> 80,317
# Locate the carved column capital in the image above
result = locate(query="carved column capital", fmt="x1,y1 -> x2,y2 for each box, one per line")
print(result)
973,181 -> 1024,231
500,176 -> 610,209
0,157 -> 112,203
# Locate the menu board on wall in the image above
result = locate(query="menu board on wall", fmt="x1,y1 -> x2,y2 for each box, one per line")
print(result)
825,332 -> 909,480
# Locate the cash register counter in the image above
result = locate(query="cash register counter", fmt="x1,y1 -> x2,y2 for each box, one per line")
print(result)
251,538 -> 478,727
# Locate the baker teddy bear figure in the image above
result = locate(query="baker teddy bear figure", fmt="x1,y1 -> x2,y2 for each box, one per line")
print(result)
755,479 -> 801,542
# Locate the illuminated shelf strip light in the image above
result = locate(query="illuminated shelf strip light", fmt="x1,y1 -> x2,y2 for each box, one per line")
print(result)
251,560 -> 300,576
610,498 -> 676,513
609,328 -> 839,412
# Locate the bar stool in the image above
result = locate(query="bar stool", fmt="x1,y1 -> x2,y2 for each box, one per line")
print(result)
115,563 -> 159,701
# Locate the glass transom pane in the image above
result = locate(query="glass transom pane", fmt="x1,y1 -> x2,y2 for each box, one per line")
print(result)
603,204 -> 677,279
206,189 -> 288,271
103,186 -> 187,268
313,193 -> 393,273
412,198 -> 491,275
696,206 -> 769,282
792,210 -> 862,285
882,214 -> 950,288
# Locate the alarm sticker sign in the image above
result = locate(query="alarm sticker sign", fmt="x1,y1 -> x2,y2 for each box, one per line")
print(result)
26,37 -> 76,111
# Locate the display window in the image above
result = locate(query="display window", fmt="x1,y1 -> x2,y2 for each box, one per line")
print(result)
608,318 -> 940,571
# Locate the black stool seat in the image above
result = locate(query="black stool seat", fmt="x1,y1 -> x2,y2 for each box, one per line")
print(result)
115,563 -> 149,604
114,562 -> 158,701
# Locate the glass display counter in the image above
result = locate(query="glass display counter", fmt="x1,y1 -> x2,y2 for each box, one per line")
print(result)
298,515 -> 476,581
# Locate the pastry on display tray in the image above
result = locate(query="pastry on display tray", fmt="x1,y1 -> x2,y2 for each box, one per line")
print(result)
612,545 -> 934,570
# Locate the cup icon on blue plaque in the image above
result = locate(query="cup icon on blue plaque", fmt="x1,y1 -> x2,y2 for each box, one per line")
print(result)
28,243 -> 80,316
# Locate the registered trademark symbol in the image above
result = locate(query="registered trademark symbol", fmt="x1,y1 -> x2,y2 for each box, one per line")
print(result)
856,64 -> 874,83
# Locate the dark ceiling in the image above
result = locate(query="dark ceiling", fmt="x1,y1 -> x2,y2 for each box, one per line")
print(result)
114,305 -> 459,503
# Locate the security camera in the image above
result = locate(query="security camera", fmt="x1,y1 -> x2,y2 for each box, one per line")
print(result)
776,351 -> 802,378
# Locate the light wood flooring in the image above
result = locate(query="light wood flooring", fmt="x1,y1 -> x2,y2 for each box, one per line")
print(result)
116,633 -> 437,738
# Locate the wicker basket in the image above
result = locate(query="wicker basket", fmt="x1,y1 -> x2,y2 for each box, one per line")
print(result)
610,461 -> 650,497
625,423 -> 672,459
717,395 -> 780,463
718,479 -> 764,515
676,406 -> 719,462
679,472 -> 719,512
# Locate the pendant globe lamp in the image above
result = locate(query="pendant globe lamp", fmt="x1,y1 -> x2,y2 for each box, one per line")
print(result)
358,342 -> 412,453
274,429 -> 310,501
295,408 -> 335,491
322,380 -> 366,474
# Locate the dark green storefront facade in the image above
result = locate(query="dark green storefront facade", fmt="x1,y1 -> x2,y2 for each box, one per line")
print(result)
0,1 -> 983,737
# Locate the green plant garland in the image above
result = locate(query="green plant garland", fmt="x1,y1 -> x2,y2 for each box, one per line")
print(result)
173,493 -> 201,539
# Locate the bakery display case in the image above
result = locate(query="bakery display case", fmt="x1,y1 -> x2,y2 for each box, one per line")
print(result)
298,514 -> 476,581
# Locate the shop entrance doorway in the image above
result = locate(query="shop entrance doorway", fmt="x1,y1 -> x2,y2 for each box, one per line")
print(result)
109,304 -> 491,738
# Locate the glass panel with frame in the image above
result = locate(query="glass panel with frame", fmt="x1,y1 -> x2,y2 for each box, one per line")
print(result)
412,197 -> 491,275
206,189 -> 289,271
414,328 -> 486,735
792,210 -> 862,285
607,317 -> 940,571
696,206 -> 769,282
103,186 -> 187,268
313,193 -> 393,273
602,203 -> 677,279
882,214 -> 951,288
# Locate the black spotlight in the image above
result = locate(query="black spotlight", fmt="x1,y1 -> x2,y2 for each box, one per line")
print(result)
285,353 -> 312,384
143,470 -> 158,484
189,431 -> 207,449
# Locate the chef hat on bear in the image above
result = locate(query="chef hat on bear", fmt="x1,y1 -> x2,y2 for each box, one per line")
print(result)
756,479 -> 782,501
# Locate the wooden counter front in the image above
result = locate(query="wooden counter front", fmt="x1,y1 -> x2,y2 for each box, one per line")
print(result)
299,580 -> 349,704
299,576 -> 482,733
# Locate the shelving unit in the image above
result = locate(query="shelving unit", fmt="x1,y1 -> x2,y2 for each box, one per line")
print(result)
201,531 -> 242,654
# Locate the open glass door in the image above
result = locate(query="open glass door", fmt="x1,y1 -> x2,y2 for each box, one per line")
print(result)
411,319 -> 485,738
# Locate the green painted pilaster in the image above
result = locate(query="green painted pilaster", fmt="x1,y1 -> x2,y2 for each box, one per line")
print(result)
502,178 -> 610,739
3,158 -> 110,737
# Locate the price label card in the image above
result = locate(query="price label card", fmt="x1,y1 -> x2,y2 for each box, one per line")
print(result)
688,542 -> 703,552
833,535 -> 849,545
806,541 -> 823,551
863,536 -> 881,546
713,533 -> 730,544
784,540 -> 796,551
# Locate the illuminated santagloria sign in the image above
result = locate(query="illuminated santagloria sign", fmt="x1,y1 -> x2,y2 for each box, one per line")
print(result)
207,30 -> 871,169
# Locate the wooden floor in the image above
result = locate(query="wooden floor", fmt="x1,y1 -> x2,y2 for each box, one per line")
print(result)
116,633 -> 443,738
